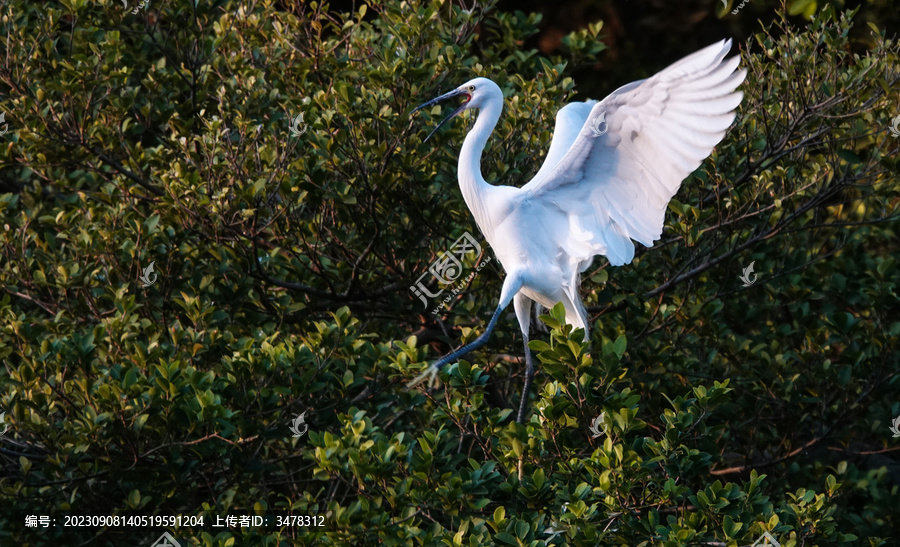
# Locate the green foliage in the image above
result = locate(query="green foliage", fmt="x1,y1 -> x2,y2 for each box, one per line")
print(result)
0,0 -> 898,545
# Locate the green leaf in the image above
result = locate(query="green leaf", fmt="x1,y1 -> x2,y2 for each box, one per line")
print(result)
612,335 -> 627,359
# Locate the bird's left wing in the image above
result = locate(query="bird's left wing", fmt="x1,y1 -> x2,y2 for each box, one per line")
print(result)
529,100 -> 596,183
521,39 -> 745,268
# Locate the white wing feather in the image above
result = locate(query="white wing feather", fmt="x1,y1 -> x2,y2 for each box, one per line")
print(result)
521,39 -> 745,270
529,101 -> 596,183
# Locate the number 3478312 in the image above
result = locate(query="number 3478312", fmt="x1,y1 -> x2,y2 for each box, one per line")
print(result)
276,515 -> 325,527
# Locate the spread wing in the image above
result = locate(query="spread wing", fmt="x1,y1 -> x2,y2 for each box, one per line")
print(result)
521,39 -> 745,268
529,101 -> 596,183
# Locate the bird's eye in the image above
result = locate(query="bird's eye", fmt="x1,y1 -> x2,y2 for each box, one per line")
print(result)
467,85 -> 476,92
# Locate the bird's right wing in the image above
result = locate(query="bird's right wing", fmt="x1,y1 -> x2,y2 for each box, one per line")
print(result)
521,39 -> 745,268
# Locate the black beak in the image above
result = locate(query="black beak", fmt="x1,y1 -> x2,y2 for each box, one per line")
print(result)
411,88 -> 471,142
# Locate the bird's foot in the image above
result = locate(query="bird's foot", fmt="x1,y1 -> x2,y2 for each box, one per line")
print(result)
406,347 -> 472,389
405,365 -> 439,390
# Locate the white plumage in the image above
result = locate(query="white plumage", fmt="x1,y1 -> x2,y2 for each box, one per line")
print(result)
409,40 -> 746,422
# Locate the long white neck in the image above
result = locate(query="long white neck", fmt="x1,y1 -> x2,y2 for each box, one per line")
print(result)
457,98 -> 502,237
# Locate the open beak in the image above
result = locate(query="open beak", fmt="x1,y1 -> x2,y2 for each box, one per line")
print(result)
411,88 -> 471,142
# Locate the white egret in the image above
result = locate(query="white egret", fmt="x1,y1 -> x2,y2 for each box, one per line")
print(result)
408,40 -> 745,423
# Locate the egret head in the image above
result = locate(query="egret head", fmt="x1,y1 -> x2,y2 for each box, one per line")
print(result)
411,77 -> 501,142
